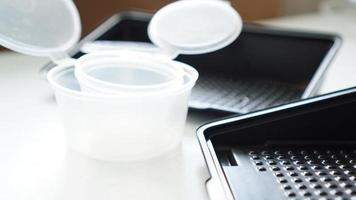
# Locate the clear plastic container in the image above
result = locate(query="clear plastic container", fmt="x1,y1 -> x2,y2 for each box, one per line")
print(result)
47,61 -> 198,161
0,0 -> 241,161
74,51 -> 185,94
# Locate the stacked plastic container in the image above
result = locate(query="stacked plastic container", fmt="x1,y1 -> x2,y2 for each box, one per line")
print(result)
0,0 -> 242,161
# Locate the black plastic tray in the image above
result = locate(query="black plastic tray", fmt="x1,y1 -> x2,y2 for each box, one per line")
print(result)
197,87 -> 356,200
41,11 -> 341,114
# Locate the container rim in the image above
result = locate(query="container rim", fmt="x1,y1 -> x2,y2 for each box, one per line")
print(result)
47,61 -> 198,99
74,50 -> 185,91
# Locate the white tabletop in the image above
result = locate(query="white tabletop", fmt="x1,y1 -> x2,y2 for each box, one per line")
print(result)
0,11 -> 356,200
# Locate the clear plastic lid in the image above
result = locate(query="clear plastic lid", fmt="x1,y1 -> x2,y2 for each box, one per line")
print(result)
148,0 -> 242,57
0,0 -> 81,63
0,0 -> 242,61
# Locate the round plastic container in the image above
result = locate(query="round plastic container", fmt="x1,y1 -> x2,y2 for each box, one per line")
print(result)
47,61 -> 198,161
74,51 -> 185,94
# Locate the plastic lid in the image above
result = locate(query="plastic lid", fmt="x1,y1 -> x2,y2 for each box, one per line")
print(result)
148,0 -> 242,57
0,0 -> 81,63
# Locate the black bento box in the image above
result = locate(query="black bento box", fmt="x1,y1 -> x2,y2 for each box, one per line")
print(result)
41,11 -> 341,114
197,87 -> 356,200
